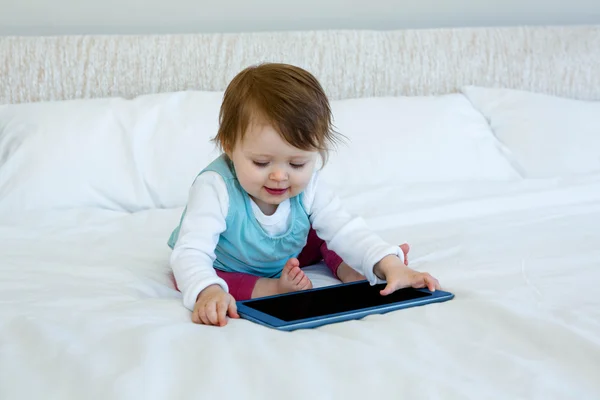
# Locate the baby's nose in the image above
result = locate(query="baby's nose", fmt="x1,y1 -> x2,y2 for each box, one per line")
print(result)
269,169 -> 287,181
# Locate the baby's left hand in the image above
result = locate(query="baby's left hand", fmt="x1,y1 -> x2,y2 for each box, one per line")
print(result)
374,255 -> 441,296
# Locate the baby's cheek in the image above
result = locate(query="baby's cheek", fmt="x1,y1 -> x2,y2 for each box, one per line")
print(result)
291,183 -> 309,197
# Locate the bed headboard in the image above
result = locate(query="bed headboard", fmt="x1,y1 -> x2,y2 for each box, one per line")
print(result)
1,25 -> 599,105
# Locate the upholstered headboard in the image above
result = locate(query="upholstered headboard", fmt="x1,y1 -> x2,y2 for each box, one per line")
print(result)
1,25 -> 599,105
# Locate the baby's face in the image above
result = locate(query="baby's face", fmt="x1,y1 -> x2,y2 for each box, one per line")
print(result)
227,122 -> 318,215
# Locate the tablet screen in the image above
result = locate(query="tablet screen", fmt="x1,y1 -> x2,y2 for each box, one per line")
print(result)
242,281 -> 432,322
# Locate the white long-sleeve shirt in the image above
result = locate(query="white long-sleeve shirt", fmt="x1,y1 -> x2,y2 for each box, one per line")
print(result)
170,170 -> 404,310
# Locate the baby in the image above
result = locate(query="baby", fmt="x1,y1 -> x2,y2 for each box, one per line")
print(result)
168,63 -> 440,326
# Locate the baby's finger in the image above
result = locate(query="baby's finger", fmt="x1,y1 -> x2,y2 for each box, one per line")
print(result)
216,300 -> 228,326
424,274 -> 439,292
197,306 -> 210,325
192,308 -> 201,324
380,281 -> 400,296
205,302 -> 219,325
228,298 -> 240,319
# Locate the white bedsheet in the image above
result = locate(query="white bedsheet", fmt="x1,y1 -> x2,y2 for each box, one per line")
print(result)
1,175 -> 599,400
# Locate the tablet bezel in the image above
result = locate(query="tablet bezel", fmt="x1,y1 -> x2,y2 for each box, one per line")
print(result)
236,280 -> 454,331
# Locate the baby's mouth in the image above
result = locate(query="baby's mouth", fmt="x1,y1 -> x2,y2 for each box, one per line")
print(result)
264,187 -> 288,196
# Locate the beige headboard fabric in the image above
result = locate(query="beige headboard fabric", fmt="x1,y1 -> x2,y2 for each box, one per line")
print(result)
1,25 -> 599,105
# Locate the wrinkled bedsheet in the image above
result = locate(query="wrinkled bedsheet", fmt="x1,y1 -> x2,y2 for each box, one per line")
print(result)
1,175 -> 599,399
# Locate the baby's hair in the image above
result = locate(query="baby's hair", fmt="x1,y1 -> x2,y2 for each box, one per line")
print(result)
213,63 -> 342,164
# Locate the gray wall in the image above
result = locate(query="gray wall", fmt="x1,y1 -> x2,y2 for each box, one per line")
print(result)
1,0 -> 600,35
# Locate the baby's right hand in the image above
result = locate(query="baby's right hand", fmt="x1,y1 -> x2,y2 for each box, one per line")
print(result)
192,284 -> 239,326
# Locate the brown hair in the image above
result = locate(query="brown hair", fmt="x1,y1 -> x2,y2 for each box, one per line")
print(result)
213,63 -> 341,163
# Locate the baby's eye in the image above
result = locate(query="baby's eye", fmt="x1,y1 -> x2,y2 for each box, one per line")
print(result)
253,161 -> 269,167
290,163 -> 306,169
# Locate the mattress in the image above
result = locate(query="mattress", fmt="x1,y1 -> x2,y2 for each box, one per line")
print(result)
1,174 -> 599,399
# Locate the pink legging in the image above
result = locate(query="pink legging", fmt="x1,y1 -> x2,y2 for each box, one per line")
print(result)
214,227 -> 343,300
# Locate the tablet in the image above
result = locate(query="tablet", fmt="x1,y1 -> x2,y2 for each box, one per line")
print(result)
236,280 -> 454,331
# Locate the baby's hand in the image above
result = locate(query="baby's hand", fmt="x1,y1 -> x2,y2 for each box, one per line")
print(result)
373,255 -> 440,296
193,284 -> 239,326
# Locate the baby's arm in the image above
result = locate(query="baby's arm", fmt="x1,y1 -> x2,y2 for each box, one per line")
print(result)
304,172 -> 440,293
303,172 -> 404,285
170,172 -> 231,312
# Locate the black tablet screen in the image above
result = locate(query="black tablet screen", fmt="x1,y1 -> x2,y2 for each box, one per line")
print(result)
243,281 -> 431,321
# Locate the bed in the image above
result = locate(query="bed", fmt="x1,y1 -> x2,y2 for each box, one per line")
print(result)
1,26 -> 600,399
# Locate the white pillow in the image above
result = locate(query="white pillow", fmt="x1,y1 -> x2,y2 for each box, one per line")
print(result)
0,91 -> 224,215
319,94 -> 520,187
0,91 -> 518,216
461,86 -> 600,178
